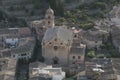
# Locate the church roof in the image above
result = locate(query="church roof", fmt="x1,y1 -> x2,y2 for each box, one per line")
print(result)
43,26 -> 73,44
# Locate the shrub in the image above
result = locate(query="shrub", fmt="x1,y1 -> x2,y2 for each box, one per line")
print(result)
87,50 -> 95,58
97,54 -> 104,58
90,2 -> 107,10
59,17 -> 66,22
79,22 -> 94,30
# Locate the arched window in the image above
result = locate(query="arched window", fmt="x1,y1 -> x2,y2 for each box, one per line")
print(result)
78,56 -> 81,59
73,56 -> 75,59
72,62 -> 75,64
48,21 -> 50,24
74,34 -> 77,38
53,57 -> 59,64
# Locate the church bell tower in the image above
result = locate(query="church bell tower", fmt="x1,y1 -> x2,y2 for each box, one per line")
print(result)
45,6 -> 55,28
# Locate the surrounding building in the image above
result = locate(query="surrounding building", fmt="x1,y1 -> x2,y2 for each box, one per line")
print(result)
29,62 -> 65,80
10,37 -> 35,59
4,37 -> 19,47
111,26 -> 120,53
0,58 -> 17,80
0,27 -> 31,39
0,37 -> 35,60
85,59 -> 117,80
112,58 -> 120,80
0,27 -> 35,60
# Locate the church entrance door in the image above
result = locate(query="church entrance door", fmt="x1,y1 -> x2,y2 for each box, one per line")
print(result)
53,57 -> 59,64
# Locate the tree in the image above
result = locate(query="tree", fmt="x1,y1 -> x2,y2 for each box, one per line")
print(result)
97,54 -> 104,58
59,17 -> 66,22
48,0 -> 65,16
94,71 -> 101,80
90,2 -> 107,10
0,10 -> 6,21
87,50 -> 95,58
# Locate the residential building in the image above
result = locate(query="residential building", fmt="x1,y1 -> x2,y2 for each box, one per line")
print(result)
85,59 -> 117,80
0,58 -> 17,80
111,25 -> 120,53
29,62 -> 65,80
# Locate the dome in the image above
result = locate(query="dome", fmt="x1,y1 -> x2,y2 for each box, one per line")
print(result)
46,7 -> 54,14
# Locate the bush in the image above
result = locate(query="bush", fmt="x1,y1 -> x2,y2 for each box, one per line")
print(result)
97,54 -> 104,58
100,44 -> 106,49
59,17 -> 66,22
0,11 -> 7,21
90,2 -> 107,10
87,50 -> 95,58
64,11 -> 72,18
66,77 -> 74,80
79,22 -> 94,30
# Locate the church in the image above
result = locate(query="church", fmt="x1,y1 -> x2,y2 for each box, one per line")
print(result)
41,7 -> 86,67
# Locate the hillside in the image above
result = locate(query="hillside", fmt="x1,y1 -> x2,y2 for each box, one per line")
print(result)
0,0 -> 119,28
61,0 -> 120,29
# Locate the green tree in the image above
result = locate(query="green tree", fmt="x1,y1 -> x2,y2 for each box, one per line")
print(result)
97,54 -> 104,58
90,2 -> 107,10
59,17 -> 66,22
87,50 -> 95,58
94,71 -> 101,80
48,0 -> 64,16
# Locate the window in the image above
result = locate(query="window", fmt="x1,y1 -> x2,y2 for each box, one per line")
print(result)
78,56 -> 81,59
53,59 -> 58,64
48,21 -> 50,24
60,43 -> 63,45
72,62 -> 75,64
2,61 -> 6,64
74,35 -> 77,38
13,55 -> 15,57
73,56 -> 75,59
53,57 -> 59,64
54,46 -> 58,50
21,53 -> 26,56
49,42 -> 51,44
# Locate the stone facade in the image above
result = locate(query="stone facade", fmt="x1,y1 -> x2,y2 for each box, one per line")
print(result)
42,26 -> 72,66
42,38 -> 70,66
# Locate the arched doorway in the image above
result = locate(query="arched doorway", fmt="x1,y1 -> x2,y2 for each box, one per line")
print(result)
52,57 -> 59,64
